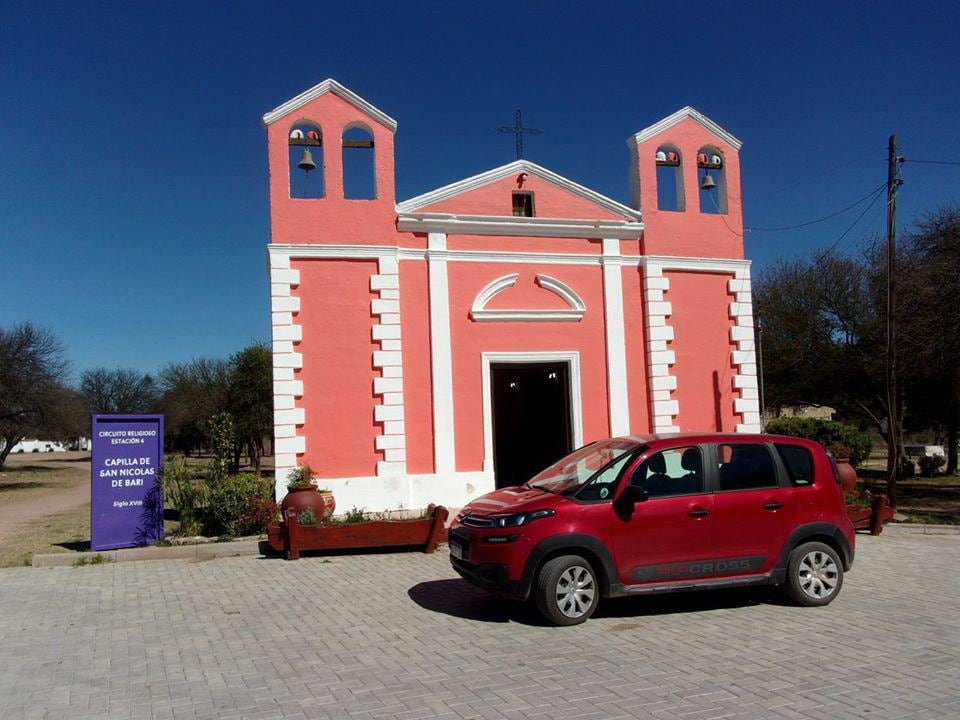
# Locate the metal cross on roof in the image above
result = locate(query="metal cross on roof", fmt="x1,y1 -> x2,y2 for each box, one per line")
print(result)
498,107 -> 542,160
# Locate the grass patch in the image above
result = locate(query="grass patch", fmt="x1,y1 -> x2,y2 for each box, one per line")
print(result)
73,553 -> 111,567
0,503 -> 90,568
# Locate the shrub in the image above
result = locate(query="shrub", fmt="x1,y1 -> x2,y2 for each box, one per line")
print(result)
918,454 -> 945,477
765,417 -> 873,466
161,455 -> 208,536
236,495 -> 280,535
204,473 -> 273,536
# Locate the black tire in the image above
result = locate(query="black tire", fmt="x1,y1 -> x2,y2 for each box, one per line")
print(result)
784,541 -> 844,607
534,555 -> 600,626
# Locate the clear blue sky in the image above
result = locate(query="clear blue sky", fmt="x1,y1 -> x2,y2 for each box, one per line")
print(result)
2,1 -> 958,378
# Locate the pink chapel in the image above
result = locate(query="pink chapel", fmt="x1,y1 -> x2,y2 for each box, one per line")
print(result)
264,79 -> 760,510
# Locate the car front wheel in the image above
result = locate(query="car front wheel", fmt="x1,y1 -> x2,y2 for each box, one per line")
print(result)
534,555 -> 599,626
785,541 -> 844,606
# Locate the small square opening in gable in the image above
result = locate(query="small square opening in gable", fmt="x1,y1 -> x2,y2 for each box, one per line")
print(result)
512,191 -> 535,217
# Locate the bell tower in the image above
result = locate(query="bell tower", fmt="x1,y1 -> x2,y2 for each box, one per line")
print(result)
628,107 -> 744,259
263,79 -> 398,246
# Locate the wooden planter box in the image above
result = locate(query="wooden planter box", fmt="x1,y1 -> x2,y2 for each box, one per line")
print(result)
267,504 -> 449,560
846,495 -> 894,535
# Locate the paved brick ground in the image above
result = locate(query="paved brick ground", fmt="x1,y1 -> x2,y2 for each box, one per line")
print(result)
1,534 -> 958,720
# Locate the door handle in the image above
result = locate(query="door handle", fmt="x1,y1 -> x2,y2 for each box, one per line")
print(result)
687,507 -> 710,518
763,500 -> 784,511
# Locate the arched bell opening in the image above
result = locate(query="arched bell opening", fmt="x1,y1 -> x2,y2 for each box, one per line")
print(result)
655,145 -> 684,212
697,146 -> 727,214
342,123 -> 376,200
288,122 -> 324,199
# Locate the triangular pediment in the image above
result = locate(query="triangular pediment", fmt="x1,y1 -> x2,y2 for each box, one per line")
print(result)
262,78 -> 397,132
631,106 -> 742,150
396,160 -> 641,221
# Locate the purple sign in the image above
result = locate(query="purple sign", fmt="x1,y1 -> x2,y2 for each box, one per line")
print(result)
91,414 -> 164,551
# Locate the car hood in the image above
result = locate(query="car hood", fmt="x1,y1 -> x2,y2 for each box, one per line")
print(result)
460,485 -> 563,517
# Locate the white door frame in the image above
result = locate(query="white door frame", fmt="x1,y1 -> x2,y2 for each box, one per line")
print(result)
480,351 -> 584,475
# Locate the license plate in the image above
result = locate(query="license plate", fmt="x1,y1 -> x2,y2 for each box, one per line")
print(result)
450,541 -> 464,559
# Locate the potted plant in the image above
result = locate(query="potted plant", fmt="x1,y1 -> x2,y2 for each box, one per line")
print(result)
280,465 -> 329,519
827,442 -> 858,493
316,488 -> 336,520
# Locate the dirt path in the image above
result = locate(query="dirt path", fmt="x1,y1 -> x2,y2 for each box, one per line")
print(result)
0,454 -> 90,539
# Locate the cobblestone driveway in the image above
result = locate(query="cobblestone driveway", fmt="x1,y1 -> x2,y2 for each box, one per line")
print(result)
1,534 -> 958,720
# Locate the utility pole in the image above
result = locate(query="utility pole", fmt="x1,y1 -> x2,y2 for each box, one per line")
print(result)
885,135 -> 902,505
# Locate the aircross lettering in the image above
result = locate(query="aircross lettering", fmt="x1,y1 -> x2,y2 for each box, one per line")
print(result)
632,555 -> 766,583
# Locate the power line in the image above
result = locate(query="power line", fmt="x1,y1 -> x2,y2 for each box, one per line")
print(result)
809,185 -> 887,266
745,182 -> 887,232
903,158 -> 960,166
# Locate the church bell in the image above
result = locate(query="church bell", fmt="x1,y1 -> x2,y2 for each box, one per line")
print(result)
297,148 -> 317,173
700,173 -> 716,190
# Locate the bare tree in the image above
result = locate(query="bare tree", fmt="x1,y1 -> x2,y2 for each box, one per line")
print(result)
79,367 -> 159,414
0,323 -> 71,469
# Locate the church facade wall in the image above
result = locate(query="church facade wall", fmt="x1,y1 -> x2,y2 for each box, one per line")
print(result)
263,81 -> 760,512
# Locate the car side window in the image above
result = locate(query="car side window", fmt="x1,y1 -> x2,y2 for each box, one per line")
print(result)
576,453 -> 633,502
776,444 -> 814,486
629,446 -> 704,498
717,443 -> 778,491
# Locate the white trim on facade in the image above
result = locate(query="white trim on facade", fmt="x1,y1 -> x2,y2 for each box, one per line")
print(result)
630,106 -> 743,151
642,263 -> 679,433
371,253 -> 409,480
396,160 -> 642,221
728,267 -> 762,433
602,239 -> 631,436
262,78 -> 398,131
268,244 -> 750,274
396,212 -> 643,239
269,252 -> 305,497
427,233 -> 456,475
480,351 -> 584,476
469,273 -> 586,322
310,471 -> 495,514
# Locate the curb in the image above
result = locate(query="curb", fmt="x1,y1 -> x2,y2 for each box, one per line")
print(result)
884,523 -> 960,536
32,539 -> 267,567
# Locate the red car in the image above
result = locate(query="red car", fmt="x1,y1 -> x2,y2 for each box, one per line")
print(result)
449,433 -> 855,625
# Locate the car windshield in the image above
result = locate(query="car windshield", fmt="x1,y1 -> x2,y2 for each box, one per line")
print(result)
526,440 -> 638,495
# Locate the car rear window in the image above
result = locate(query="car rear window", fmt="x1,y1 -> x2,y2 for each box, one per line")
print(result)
776,444 -> 814,486
717,443 -> 778,491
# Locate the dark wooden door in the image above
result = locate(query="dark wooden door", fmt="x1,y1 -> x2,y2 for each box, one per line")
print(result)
491,362 -> 573,488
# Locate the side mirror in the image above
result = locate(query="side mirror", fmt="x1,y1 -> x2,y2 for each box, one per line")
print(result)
614,484 -> 648,513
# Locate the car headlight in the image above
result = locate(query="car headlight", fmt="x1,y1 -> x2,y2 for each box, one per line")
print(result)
492,508 -> 555,528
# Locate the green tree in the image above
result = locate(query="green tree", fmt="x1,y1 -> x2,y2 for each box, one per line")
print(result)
228,343 -> 272,472
898,205 -> 960,474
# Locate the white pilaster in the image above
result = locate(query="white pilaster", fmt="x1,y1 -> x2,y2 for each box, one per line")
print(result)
729,269 -> 762,433
428,232 -> 456,474
371,254 -> 408,478
643,263 -> 679,433
602,238 -> 630,436
269,252 -> 304,498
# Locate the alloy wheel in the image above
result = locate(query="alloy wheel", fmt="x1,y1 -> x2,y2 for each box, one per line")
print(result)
555,564 -> 596,618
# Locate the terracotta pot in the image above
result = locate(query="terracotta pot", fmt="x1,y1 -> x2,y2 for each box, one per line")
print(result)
280,484 -> 326,521
836,458 -> 858,493
318,491 -> 336,520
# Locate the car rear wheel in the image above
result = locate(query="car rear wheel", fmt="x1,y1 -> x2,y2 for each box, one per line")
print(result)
534,555 -> 599,626
785,541 -> 843,606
